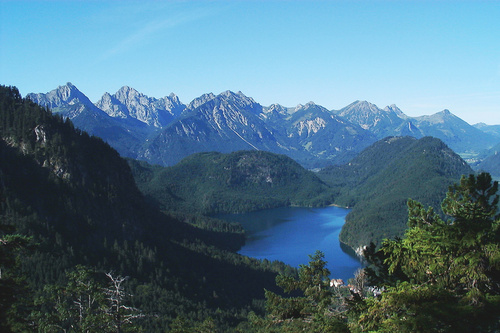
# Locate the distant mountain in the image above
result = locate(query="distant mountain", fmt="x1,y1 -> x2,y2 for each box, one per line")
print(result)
139,93 -> 379,168
318,136 -> 473,252
412,109 -> 497,154
336,101 -> 498,155
262,103 -> 290,120
336,101 -> 421,139
27,83 -> 500,168
474,122 -> 500,138
475,143 -> 500,177
187,92 -> 216,110
27,83 -> 151,158
27,82 -> 93,111
96,86 -> 185,128
283,102 -> 377,165
27,82 -> 107,122
128,150 -> 331,215
136,90 -> 289,166
467,124 -> 500,170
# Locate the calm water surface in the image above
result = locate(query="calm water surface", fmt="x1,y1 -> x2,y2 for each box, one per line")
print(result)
218,206 -> 362,281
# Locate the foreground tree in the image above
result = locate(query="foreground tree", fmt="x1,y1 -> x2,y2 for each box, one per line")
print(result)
261,250 -> 349,332
31,265 -> 110,332
31,266 -> 143,332
104,272 -> 144,333
0,219 -> 32,332
354,173 -> 500,332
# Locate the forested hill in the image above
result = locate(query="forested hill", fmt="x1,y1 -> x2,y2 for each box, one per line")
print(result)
318,136 -> 473,251
130,136 -> 475,253
0,85 -> 287,331
128,150 -> 332,215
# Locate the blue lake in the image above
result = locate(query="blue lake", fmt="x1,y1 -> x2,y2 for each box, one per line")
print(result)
218,206 -> 362,281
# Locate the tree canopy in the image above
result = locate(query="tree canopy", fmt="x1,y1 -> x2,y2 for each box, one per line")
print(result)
357,172 -> 500,332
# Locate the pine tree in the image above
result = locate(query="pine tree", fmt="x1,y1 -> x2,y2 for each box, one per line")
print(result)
263,251 -> 349,332
353,172 -> 500,332
0,219 -> 32,332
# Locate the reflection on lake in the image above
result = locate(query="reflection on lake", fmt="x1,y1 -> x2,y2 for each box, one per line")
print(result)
217,206 -> 362,281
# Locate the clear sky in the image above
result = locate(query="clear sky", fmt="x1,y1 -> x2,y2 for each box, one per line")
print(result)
1,1 -> 499,124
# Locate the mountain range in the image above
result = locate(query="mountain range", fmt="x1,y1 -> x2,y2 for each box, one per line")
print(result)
28,83 -> 500,169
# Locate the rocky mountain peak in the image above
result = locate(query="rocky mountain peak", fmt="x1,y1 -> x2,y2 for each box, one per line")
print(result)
416,109 -> 458,124
168,93 -> 180,103
96,86 -> 185,127
340,100 -> 380,115
215,90 -> 262,115
114,86 -> 143,103
188,93 -> 216,110
261,104 -> 290,122
27,82 -> 93,109
383,104 -> 405,117
336,100 -> 412,136
266,104 -> 289,115
219,90 -> 257,105
95,91 -> 128,119
295,102 -> 330,114
294,104 -> 304,112
55,82 -> 86,104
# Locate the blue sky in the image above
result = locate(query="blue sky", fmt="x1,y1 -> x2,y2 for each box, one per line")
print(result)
1,1 -> 499,124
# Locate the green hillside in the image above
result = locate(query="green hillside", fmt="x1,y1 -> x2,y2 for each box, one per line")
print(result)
129,150 -> 332,215
318,136 -> 473,250
132,136 -> 474,253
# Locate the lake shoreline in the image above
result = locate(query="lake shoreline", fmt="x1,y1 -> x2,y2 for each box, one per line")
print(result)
218,206 -> 363,281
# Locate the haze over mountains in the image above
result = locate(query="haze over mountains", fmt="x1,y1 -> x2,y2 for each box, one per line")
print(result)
28,83 -> 500,171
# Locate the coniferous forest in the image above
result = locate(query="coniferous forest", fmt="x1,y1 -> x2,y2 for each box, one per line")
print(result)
1,85 -> 499,332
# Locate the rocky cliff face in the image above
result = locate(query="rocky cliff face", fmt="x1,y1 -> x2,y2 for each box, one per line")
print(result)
288,102 -> 334,138
336,100 -> 421,139
281,102 -> 377,164
137,90 -> 284,166
96,86 -> 185,127
27,82 -> 94,109
187,92 -> 216,110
